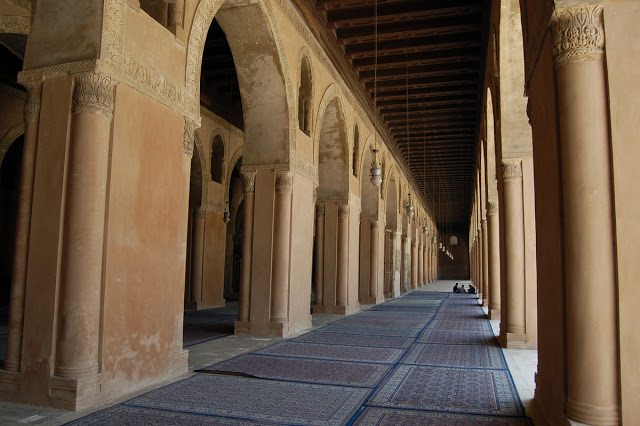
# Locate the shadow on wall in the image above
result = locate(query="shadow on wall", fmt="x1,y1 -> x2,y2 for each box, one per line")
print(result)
438,233 -> 469,280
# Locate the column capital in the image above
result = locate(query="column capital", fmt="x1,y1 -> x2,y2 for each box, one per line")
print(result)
487,200 -> 499,216
481,218 -> 487,228
316,203 -> 325,217
183,119 -> 198,157
17,76 -> 42,123
275,170 -> 294,193
338,204 -> 350,217
370,220 -> 380,231
72,71 -> 117,118
241,169 -> 257,193
501,159 -> 522,181
552,4 -> 604,67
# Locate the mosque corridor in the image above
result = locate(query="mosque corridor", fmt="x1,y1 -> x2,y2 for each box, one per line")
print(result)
52,281 -> 531,425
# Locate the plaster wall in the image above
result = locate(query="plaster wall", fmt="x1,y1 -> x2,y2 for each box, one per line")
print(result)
101,83 -> 187,398
603,1 -> 640,422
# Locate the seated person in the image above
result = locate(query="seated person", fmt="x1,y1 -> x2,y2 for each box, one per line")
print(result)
467,284 -> 477,294
453,283 -> 460,293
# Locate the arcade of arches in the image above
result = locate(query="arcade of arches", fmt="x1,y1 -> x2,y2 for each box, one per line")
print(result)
0,0 -> 638,424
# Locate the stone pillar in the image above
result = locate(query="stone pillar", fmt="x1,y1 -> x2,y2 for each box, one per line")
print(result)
552,5 -> 619,423
190,209 -> 205,304
270,171 -> 293,327
336,204 -> 349,307
487,200 -> 500,319
411,238 -> 418,289
392,230 -> 401,296
401,236 -> 410,292
313,204 -> 325,308
417,241 -> 423,286
368,220 -> 380,303
500,159 -> 526,348
52,71 -> 116,400
4,80 -> 41,375
237,170 -> 256,324
481,219 -> 489,307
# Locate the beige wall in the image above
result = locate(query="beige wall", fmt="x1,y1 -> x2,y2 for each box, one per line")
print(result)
101,83 -> 187,398
604,1 -> 640,422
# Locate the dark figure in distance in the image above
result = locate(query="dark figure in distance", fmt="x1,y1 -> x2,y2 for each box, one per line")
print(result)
453,283 -> 461,293
467,284 -> 477,294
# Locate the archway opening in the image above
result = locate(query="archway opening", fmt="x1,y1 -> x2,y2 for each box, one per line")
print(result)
312,97 -> 348,313
358,145 -> 380,304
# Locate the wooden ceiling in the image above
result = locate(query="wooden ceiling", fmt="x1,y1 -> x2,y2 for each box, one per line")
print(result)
307,0 -> 490,228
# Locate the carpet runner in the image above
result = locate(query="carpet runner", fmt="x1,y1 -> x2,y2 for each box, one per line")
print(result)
69,290 -> 531,425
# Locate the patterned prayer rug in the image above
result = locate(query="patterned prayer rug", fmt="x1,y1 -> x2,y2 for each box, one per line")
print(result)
183,321 -> 234,347
318,324 -> 423,337
417,329 -> 497,347
427,319 -> 493,332
334,316 -> 428,328
67,405 -> 266,425
126,374 -> 369,426
370,305 -> 441,314
401,343 -> 506,369
368,365 -> 524,417
256,341 -> 405,364
354,407 -> 532,425
199,353 -> 391,387
292,331 -> 414,349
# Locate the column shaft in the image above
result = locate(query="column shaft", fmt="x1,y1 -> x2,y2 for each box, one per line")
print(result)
271,171 -> 293,323
54,72 -> 114,381
488,201 -> 500,319
553,5 -> 619,423
336,204 -> 349,307
238,170 -> 255,323
368,220 -> 379,302
190,210 -> 205,304
500,159 -> 526,348
482,219 -> 489,307
5,82 -> 41,373
402,236 -> 410,292
411,240 -> 418,289
313,204 -> 324,307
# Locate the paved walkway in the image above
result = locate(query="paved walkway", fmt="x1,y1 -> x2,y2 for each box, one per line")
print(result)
0,281 -> 538,425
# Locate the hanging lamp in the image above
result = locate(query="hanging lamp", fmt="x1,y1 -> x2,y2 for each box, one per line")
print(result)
369,0 -> 382,187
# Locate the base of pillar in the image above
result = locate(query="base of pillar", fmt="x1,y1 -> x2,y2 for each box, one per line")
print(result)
567,399 -> 620,426
234,320 -> 251,335
268,321 -> 290,338
172,348 -> 189,377
488,308 -> 500,320
313,304 -> 358,315
0,369 -> 19,393
499,331 -> 527,349
482,298 -> 489,308
361,296 -> 382,305
50,373 -> 101,411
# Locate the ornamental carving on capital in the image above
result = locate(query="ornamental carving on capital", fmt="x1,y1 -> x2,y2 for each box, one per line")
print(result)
487,201 -> 498,216
338,204 -> 350,218
501,160 -> 522,181
183,120 -> 198,157
552,4 -> 604,66
275,170 -> 294,193
316,203 -> 325,217
72,71 -> 117,118
241,170 -> 257,193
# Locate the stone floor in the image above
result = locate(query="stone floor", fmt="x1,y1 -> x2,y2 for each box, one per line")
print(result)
0,281 -> 543,425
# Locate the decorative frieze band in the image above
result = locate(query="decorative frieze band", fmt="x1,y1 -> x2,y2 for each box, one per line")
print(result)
0,15 -> 30,34
275,170 -> 293,193
241,170 -> 257,193
72,71 -> 117,118
501,160 -> 522,181
552,4 -> 604,66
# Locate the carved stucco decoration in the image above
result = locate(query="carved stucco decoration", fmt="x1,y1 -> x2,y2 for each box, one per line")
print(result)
0,15 -> 29,34
501,159 -> 522,181
487,200 -> 499,216
338,204 -> 350,217
183,120 -> 197,157
275,170 -> 294,193
72,71 -> 117,118
241,169 -> 257,194
552,4 -> 604,66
